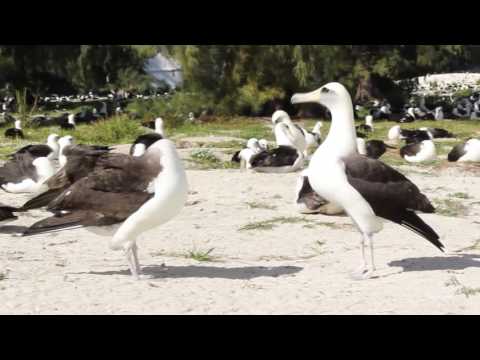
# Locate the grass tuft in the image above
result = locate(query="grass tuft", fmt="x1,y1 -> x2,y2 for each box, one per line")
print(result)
185,248 -> 216,262
245,202 -> 277,210
434,198 -> 469,217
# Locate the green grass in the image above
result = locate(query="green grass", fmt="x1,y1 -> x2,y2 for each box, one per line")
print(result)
238,216 -> 317,232
456,286 -> 480,298
185,248 -> 216,262
239,216 -> 355,232
434,198 -> 469,217
188,149 -> 239,170
172,117 -> 274,141
448,192 -> 471,200
3,113 -> 480,169
0,115 -> 147,159
444,276 -> 480,298
202,140 -> 246,149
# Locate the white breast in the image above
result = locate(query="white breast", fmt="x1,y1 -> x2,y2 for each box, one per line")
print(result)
308,154 -> 383,235
459,139 -> 480,162
404,141 -> 437,163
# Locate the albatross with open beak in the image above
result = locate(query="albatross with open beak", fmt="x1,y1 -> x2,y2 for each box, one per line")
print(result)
291,82 -> 444,280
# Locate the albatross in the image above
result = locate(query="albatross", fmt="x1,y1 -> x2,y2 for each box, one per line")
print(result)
10,134 -> 60,160
272,110 -> 307,155
131,117 -> 165,157
448,138 -> 480,162
21,139 -> 188,279
4,120 -> 24,139
291,82 -> 444,279
0,153 -> 55,194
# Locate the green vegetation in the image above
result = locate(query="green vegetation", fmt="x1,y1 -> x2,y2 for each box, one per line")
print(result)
187,149 -> 238,170
448,192 -> 471,200
0,115 -> 147,159
238,216 -> 356,232
239,217 -> 316,232
456,286 -> 480,298
185,248 -> 216,262
434,198 -> 469,217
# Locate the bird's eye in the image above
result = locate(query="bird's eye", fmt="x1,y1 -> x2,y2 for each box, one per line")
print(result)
321,88 -> 330,94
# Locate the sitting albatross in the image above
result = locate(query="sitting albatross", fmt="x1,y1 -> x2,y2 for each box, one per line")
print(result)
448,138 -> 480,162
21,139 -> 188,279
0,153 -> 55,194
291,82 -> 444,279
272,110 -> 307,155
4,120 -> 24,139
10,134 -> 60,160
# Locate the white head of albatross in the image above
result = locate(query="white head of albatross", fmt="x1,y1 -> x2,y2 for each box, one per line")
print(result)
14,120 -> 22,130
155,117 -> 165,136
291,82 -> 443,279
47,134 -> 60,159
271,110 -> 307,153
68,113 -> 76,126
365,115 -> 373,129
356,137 -> 367,156
312,121 -> 323,136
58,135 -> 74,167
388,125 -> 402,141
258,139 -> 269,151
247,138 -> 263,154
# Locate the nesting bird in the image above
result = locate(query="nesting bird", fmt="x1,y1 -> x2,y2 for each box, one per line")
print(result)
400,140 -> 437,163
448,139 -> 480,162
5,120 -> 24,139
272,110 -> 307,155
232,138 -> 264,169
0,153 -> 55,194
10,134 -> 60,160
60,114 -> 76,130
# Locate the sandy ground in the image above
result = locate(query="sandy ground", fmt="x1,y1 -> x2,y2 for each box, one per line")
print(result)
1,150 -> 480,314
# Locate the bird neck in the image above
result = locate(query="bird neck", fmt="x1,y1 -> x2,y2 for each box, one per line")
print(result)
154,152 -> 188,195
155,124 -> 164,136
317,102 -> 357,159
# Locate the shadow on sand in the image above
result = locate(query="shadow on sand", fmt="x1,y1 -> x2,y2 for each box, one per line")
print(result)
80,264 -> 303,280
389,254 -> 480,272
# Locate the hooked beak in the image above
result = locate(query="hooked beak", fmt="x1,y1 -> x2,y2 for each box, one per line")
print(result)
291,89 -> 321,105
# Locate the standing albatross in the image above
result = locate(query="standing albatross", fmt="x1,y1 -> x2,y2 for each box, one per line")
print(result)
291,82 -> 444,279
21,139 -> 188,279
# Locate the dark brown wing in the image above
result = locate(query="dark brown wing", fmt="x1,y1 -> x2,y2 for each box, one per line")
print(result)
9,144 -> 52,159
343,155 -> 443,251
400,143 -> 422,158
24,178 -> 154,236
448,143 -> 466,162
296,176 -> 328,211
